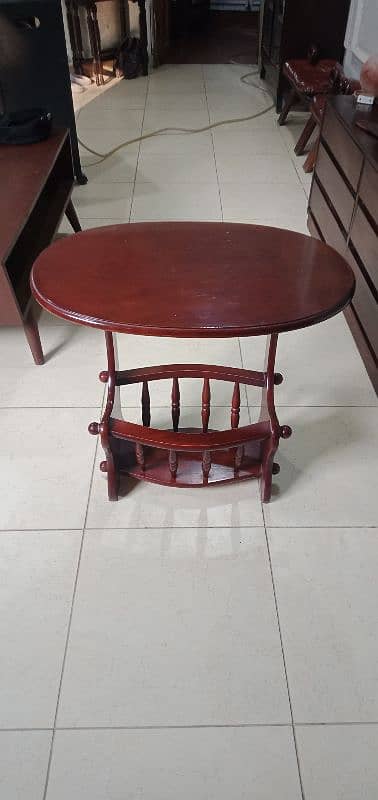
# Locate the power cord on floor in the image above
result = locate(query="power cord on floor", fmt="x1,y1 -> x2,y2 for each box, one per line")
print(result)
78,69 -> 274,166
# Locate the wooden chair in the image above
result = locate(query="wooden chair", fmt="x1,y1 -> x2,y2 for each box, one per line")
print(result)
296,75 -> 361,173
65,0 -> 148,86
278,47 -> 338,127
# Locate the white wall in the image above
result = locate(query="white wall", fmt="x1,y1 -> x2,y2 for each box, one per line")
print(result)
344,0 -> 378,79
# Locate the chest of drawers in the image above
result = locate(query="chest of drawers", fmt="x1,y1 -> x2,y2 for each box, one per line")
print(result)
308,96 -> 378,393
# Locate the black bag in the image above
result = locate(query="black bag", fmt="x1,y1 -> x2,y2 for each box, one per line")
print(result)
114,36 -> 144,80
0,108 -> 52,145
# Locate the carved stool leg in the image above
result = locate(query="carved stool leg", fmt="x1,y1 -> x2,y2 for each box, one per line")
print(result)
303,142 -> 317,173
138,0 -> 149,76
86,2 -> 100,86
278,87 -> 297,126
294,114 -> 316,156
90,2 -> 104,85
71,0 -> 84,75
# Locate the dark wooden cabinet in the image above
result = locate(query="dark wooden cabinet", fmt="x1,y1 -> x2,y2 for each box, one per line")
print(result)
0,0 -> 86,183
171,0 -> 210,37
0,130 -> 80,364
260,0 -> 351,111
308,96 -> 378,393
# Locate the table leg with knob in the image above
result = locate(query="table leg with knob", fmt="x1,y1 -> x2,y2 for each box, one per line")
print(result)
259,334 -> 292,502
89,332 -> 122,500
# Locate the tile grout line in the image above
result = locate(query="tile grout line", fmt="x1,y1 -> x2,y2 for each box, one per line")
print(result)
262,504 -> 306,800
3,719 -> 378,733
128,73 -> 150,222
203,65 -> 224,222
1,525 -> 376,534
41,437 -> 100,800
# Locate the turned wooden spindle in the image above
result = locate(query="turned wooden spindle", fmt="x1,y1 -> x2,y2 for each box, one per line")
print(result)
231,382 -> 240,429
169,449 -> 178,479
202,450 -> 211,484
235,445 -> 244,472
171,377 -> 180,432
135,442 -> 145,470
201,377 -> 211,433
142,380 -> 151,427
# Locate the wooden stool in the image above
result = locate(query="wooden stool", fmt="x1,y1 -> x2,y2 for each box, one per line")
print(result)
295,76 -> 361,173
278,56 -> 338,127
65,0 -> 148,86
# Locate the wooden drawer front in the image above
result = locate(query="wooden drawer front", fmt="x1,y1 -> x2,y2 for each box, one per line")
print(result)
316,143 -> 355,232
350,205 -> 378,292
307,213 -> 321,240
346,249 -> 378,357
322,107 -> 363,190
309,180 -> 346,255
359,160 -> 378,223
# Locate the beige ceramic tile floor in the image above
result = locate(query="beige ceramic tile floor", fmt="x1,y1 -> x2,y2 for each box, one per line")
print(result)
1,64 -> 377,800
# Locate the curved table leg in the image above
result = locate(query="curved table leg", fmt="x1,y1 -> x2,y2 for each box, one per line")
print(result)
89,332 -> 123,500
259,334 -> 292,502
102,332 -> 122,500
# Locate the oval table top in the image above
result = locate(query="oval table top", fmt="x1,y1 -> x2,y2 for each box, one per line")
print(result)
31,222 -> 355,337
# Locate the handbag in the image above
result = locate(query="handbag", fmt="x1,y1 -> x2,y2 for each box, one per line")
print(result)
0,108 -> 52,145
114,36 -> 144,80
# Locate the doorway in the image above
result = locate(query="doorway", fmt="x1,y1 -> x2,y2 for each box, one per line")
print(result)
162,3 -> 260,66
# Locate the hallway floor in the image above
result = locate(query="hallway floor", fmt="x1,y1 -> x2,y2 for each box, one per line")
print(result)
1,64 -> 378,799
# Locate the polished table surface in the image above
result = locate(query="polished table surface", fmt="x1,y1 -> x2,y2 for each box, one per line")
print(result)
31,222 -> 355,337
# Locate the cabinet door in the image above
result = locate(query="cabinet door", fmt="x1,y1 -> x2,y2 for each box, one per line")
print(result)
262,0 -> 275,56
271,0 -> 284,65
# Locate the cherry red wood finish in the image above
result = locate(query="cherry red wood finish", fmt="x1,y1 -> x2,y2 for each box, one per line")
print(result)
0,130 -> 81,364
308,97 -> 378,392
201,378 -> 211,433
31,221 -> 355,501
171,377 -> 180,433
31,222 -> 355,337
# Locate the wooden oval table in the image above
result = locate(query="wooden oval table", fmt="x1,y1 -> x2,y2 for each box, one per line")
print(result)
31,222 -> 355,502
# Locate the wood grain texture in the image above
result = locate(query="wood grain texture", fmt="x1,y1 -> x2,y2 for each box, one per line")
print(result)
31,221 -> 355,337
308,96 -> 377,393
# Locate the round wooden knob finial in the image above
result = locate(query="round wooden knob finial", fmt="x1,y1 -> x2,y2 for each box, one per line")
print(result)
274,373 -> 284,385
100,460 -> 108,473
88,421 -> 100,435
99,371 -> 108,383
272,462 -> 280,475
280,425 -> 292,439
